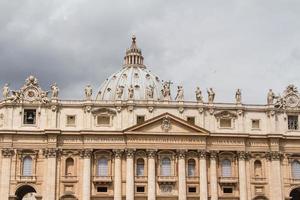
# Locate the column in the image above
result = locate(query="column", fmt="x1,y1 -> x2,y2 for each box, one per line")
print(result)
44,148 -> 58,200
209,151 -> 218,200
114,150 -> 123,200
199,150 -> 208,200
238,151 -> 247,200
126,149 -> 135,200
269,151 -> 283,199
178,150 -> 186,200
0,149 -> 13,200
81,149 -> 92,200
147,150 -> 156,200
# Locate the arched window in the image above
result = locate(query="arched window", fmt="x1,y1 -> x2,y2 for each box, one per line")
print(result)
161,157 -> 171,176
222,159 -> 232,177
292,160 -> 300,179
188,159 -> 196,177
254,160 -> 262,177
65,157 -> 74,176
136,158 -> 145,176
23,156 -> 32,176
98,157 -> 108,176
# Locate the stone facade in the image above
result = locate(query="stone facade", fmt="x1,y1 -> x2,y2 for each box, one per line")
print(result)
1,36 -> 300,200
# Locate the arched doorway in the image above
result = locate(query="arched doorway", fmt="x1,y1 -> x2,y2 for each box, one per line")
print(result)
290,187 -> 300,200
15,185 -> 36,200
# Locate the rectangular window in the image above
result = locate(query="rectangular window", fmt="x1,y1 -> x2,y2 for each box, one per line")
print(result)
66,115 -> 76,126
136,115 -> 145,125
136,186 -> 145,193
188,187 -> 196,193
23,109 -> 36,125
187,117 -> 195,125
97,116 -> 110,125
97,187 -> 108,193
223,187 -> 233,194
220,118 -> 231,128
288,115 -> 298,130
252,119 -> 260,129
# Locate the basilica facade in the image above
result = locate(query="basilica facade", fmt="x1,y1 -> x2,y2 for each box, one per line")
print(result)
1,36 -> 300,200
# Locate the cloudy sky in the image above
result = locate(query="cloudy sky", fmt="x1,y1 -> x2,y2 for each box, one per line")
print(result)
0,0 -> 300,103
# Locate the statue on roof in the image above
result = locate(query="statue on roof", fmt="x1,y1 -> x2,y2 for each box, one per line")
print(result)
50,83 -> 59,100
195,87 -> 203,102
162,81 -> 172,101
175,86 -> 184,101
146,85 -> 154,99
235,89 -> 242,104
2,83 -> 10,100
207,88 -> 215,104
84,84 -> 93,100
116,85 -> 124,99
128,85 -> 134,99
267,89 -> 275,105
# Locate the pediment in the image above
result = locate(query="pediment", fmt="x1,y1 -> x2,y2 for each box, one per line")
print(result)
124,113 -> 209,135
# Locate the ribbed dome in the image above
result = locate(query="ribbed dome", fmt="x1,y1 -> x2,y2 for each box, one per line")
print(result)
96,36 -> 163,101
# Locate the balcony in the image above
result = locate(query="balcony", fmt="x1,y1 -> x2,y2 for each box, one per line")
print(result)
157,176 -> 177,184
93,176 -> 112,184
186,176 -> 199,183
17,175 -> 37,183
219,176 -> 238,185
61,175 -> 78,183
251,177 -> 267,184
135,176 -> 147,182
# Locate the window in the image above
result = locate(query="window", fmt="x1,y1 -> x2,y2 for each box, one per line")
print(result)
136,115 -> 145,125
288,116 -> 298,130
97,187 -> 107,193
222,159 -> 232,177
292,160 -> 300,179
252,119 -> 260,129
187,117 -> 195,125
136,158 -> 145,176
97,116 -> 110,125
161,157 -> 171,176
220,118 -> 231,128
136,186 -> 145,193
254,160 -> 262,177
23,109 -> 36,125
188,187 -> 196,193
23,156 -> 32,176
187,159 -> 196,177
223,187 -> 233,194
65,157 -> 74,176
66,115 -> 76,126
97,158 -> 108,176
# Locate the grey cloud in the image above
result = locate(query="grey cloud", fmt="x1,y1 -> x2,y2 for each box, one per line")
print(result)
0,0 -> 300,103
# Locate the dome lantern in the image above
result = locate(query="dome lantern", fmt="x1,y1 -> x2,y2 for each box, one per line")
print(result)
123,35 -> 144,67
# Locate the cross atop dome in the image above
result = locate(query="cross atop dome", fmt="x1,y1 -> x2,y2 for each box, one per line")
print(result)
124,35 -> 145,68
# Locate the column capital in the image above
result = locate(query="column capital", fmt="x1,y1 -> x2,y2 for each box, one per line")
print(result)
113,149 -> 124,159
125,149 -> 135,158
209,151 -> 218,160
266,151 -> 283,161
147,149 -> 157,158
237,151 -> 249,160
198,149 -> 207,159
177,149 -> 187,159
1,148 -> 14,157
80,149 -> 93,158
43,148 -> 60,158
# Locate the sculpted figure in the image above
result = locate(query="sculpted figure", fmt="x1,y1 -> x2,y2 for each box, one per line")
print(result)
175,86 -> 184,101
10,90 -> 22,103
2,83 -> 10,100
116,85 -> 124,99
40,91 -> 49,104
25,75 -> 38,86
267,89 -> 275,105
51,83 -> 59,99
146,85 -> 154,99
84,84 -> 93,100
235,89 -> 242,104
274,94 -> 286,109
207,88 -> 215,103
162,81 -> 172,100
128,85 -> 134,99
195,87 -> 203,102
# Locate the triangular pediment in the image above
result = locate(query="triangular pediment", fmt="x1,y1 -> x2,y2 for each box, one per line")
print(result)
124,112 -> 209,135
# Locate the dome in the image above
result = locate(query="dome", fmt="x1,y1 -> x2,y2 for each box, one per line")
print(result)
96,36 -> 163,101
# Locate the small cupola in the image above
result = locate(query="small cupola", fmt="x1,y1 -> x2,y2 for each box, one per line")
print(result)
123,35 -> 145,67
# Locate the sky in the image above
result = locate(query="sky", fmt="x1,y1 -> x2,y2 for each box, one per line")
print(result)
0,0 -> 300,104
